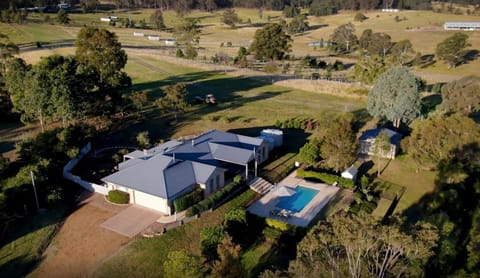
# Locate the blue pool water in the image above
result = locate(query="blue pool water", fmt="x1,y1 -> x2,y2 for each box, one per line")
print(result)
276,186 -> 319,213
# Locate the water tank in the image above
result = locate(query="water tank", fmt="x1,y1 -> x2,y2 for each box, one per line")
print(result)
260,129 -> 283,148
257,136 -> 275,152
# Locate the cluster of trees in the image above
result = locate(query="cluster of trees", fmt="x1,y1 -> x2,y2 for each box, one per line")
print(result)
297,115 -> 358,172
0,124 -> 95,230
1,28 -> 131,130
265,214 -> 438,277
326,22 -> 472,83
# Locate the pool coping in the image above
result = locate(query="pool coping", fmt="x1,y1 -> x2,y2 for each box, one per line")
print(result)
247,171 -> 340,227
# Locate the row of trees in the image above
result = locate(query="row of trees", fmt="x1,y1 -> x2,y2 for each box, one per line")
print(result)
1,27 -> 131,130
8,0 -> 438,13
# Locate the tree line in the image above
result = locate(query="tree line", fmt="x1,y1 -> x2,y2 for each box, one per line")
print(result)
0,27 -> 131,130
2,0 -> 461,13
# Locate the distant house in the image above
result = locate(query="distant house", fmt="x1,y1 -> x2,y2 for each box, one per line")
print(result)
444,22 -> 480,31
164,39 -> 176,46
359,128 -> 403,159
102,130 -> 270,215
58,2 -> 70,9
341,166 -> 358,181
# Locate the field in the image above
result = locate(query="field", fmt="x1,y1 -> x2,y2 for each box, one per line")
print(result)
2,8 -> 479,81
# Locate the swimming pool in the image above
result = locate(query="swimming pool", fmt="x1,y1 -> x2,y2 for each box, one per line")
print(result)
276,186 -> 319,213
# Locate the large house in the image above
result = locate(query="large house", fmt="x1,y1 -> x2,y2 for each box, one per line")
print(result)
102,130 -> 270,214
359,128 -> 402,159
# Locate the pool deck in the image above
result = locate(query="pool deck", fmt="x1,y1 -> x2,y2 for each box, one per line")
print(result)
248,170 -> 340,227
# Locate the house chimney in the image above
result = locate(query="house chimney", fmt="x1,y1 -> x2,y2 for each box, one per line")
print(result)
192,139 -> 195,146
172,152 -> 176,163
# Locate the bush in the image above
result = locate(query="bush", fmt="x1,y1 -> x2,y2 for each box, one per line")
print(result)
200,226 -> 224,260
176,48 -> 184,58
266,218 -> 294,232
296,169 -> 354,189
233,175 -> 243,184
354,12 -> 367,22
173,188 -> 203,212
108,190 -> 130,204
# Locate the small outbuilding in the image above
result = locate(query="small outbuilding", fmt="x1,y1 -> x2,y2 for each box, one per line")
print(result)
444,22 -> 480,31
341,166 -> 358,181
359,128 -> 403,159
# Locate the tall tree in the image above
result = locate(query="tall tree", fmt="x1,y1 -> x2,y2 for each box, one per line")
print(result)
5,58 -> 51,131
389,39 -> 415,65
320,115 -> 358,172
290,214 -> 438,278
329,23 -> 357,53
174,17 -> 201,46
367,32 -> 393,58
150,9 -> 165,30
56,8 -> 70,24
403,114 -> 480,169
156,83 -> 189,121
438,75 -> 480,116
297,138 -> 321,165
212,235 -> 245,278
222,8 -> 240,28
163,250 -> 202,278
367,66 -> 421,128
287,14 -> 309,34
249,23 -> 292,60
75,27 -> 130,91
436,32 -> 470,68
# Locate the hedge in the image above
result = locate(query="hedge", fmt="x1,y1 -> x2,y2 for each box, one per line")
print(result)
265,218 -> 294,232
173,188 -> 204,212
296,169 -> 354,189
187,178 -> 245,216
107,190 -> 130,204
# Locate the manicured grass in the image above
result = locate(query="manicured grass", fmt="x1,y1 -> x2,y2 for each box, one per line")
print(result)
371,198 -> 393,219
0,207 -> 66,277
371,155 -> 437,214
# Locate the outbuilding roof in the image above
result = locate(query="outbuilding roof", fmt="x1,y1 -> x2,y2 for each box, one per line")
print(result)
359,128 -> 403,145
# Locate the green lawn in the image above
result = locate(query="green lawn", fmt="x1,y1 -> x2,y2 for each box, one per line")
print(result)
371,155 -> 437,214
241,241 -> 275,278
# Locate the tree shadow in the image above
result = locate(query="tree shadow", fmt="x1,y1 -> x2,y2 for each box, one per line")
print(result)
350,108 -> 372,132
461,49 -> 479,65
421,93 -> 442,115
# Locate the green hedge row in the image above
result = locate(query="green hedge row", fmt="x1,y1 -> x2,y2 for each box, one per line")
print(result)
296,169 -> 354,189
107,190 -> 130,204
173,188 -> 204,212
187,176 -> 244,216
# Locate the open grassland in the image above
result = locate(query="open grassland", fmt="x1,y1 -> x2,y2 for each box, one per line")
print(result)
4,9 -> 479,80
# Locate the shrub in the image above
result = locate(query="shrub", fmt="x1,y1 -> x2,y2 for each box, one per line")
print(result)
176,48 -> 184,58
173,188 -> 204,212
266,218 -> 293,232
107,190 -> 130,204
354,12 -> 367,22
296,169 -> 354,189
200,226 -> 224,260
233,175 -> 243,184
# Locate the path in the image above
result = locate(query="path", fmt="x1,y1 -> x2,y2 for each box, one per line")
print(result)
29,193 -> 131,278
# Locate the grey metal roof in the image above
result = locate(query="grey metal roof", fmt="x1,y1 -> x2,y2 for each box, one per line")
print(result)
359,128 -> 403,145
102,130 -> 259,199
209,142 -> 254,165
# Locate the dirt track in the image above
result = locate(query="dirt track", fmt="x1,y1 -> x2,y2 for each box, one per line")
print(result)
29,193 -> 131,278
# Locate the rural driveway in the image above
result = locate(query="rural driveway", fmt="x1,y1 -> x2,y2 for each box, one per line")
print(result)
101,205 -> 163,237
